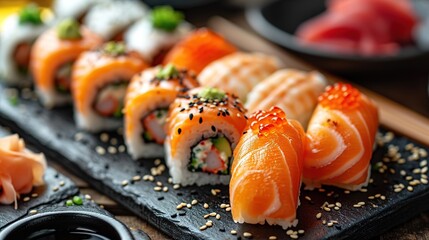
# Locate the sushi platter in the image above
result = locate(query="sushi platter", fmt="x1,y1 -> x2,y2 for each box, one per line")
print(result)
1,1 -> 429,239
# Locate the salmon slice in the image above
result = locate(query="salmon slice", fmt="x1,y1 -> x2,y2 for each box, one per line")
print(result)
230,107 -> 306,229
31,27 -> 103,92
303,83 -> 379,190
199,52 -> 279,102
246,69 -> 327,128
163,28 -> 237,74
0,135 -> 47,209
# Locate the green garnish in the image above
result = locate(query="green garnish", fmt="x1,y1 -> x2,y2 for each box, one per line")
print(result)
65,199 -> 74,206
103,42 -> 127,56
198,87 -> 226,100
8,95 -> 19,106
143,131 -> 153,142
156,64 -> 179,79
57,18 -> 81,40
113,106 -> 124,118
72,196 -> 83,205
18,4 -> 43,25
151,6 -> 184,32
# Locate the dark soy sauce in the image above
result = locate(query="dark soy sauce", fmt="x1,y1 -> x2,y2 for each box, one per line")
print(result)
24,227 -> 111,240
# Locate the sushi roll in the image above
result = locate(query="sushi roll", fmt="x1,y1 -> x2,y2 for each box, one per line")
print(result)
31,18 -> 103,108
230,106 -> 306,229
303,83 -> 379,191
246,69 -> 327,127
0,4 -> 49,86
72,42 -> 148,132
124,64 -> 199,159
199,52 -> 280,102
125,6 -> 192,65
163,29 -> 237,74
53,0 -> 112,21
84,0 -> 148,41
165,87 -> 247,186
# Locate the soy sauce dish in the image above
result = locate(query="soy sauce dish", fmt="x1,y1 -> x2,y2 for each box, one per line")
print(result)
246,0 -> 429,73
0,211 -> 135,240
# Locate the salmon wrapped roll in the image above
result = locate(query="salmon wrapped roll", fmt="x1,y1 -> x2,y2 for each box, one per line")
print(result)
246,69 -> 327,127
165,87 -> 247,186
125,6 -> 192,65
31,19 -> 103,108
125,65 -> 199,159
230,107 -> 306,229
72,42 -> 148,132
84,0 -> 148,41
163,29 -> 237,74
199,52 -> 280,102
0,4 -> 49,86
304,83 -> 379,190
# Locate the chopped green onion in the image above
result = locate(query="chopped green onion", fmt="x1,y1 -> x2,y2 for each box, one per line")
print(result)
57,18 -> 81,40
66,200 -> 74,206
151,6 -> 184,32
18,4 -> 43,25
156,64 -> 179,79
103,42 -> 127,56
8,95 -> 19,106
72,196 -> 83,205
198,87 -> 226,100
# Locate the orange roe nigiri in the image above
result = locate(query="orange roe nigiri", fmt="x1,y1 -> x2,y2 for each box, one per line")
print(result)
163,28 -> 236,74
230,106 -> 306,229
303,83 -> 379,190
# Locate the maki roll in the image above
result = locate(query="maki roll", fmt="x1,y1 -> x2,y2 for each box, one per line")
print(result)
165,87 -> 248,186
53,0 -> 112,21
124,64 -> 199,159
199,52 -> 280,102
125,6 -> 192,65
246,69 -> 327,127
304,83 -> 379,190
84,0 -> 148,41
0,4 -> 49,86
230,107 -> 306,229
163,29 -> 237,74
72,42 -> 148,132
31,18 -> 103,108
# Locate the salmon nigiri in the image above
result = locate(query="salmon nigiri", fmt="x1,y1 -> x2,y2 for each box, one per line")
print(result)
303,83 -> 379,190
163,28 -> 237,74
230,106 -> 306,229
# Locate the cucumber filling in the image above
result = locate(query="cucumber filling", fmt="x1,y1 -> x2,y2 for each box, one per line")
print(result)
141,109 -> 168,144
189,136 -> 232,175
55,62 -> 73,93
93,81 -> 128,118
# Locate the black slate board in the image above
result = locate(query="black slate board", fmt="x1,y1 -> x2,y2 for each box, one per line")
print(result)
1,86 -> 429,240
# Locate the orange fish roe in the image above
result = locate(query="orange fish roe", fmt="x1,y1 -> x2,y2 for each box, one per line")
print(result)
249,106 -> 289,137
318,83 -> 361,110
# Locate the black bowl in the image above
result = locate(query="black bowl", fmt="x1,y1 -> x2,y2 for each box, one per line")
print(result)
0,211 -> 135,240
246,0 -> 429,74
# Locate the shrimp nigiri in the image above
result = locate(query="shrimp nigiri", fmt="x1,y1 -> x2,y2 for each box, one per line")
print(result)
303,83 -> 379,190
230,106 -> 306,229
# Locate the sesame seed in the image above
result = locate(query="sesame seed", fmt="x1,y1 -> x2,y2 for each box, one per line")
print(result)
211,126 -> 216,132
290,234 -> 298,239
163,187 -> 169,192
52,186 -> 59,192
110,138 -> 118,145
327,222 -> 334,227
216,214 -> 221,220
413,168 -> 421,174
192,200 -> 198,205
211,189 -> 217,196
95,146 -> 106,155
335,202 -> 342,207
305,196 -> 312,201
360,188 -> 368,193
107,146 -> 117,154
132,175 -> 141,181
231,230 -> 237,235
407,186 -> 414,192
206,221 -> 213,227
421,178 -> 428,184
286,230 -> 293,235
220,203 -> 227,208
353,204 -> 361,208
209,212 -> 217,217
59,181 -> 65,186
316,213 -> 322,219
23,197 -> 30,202
344,190 -> 350,194
323,207 -> 331,212
187,204 -> 192,208
200,225 -> 207,230
204,203 -> 209,209
334,207 -> 340,211
154,186 -> 162,191
368,196 -> 375,199
269,236 -> 277,240
156,181 -> 163,187
422,167 -> 428,174
394,188 -> 402,193
85,194 -> 92,200
176,203 -> 185,210
100,133 -> 109,142
178,128 -> 182,134
31,193 -> 38,198
74,132 -> 84,141
29,210 -> 38,215
298,230 -> 305,234
243,232 -> 252,238
380,195 -> 386,200
154,159 -> 161,166
322,220 -> 326,225
173,184 -> 180,190
328,204 -> 335,208
358,202 -> 365,206
225,207 -> 231,212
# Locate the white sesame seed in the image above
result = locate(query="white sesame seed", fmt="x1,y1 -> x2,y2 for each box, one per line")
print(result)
108,146 -> 117,154
156,181 -> 163,187
110,138 -> 118,145
23,197 -> 30,202
225,207 -> 231,212
406,176 -> 413,181
95,146 -> 106,155
85,194 -> 91,200
305,196 -> 312,201
100,133 -> 109,142
153,186 -> 162,191
421,178 -> 428,184
407,186 -> 414,192
353,204 -> 361,208
358,202 -> 365,206
31,193 -> 38,198
360,188 -> 368,193
413,168 -> 422,174
206,221 -> 213,227
243,232 -> 252,238
422,167 -> 428,174
122,180 -> 128,186
191,199 -> 198,205
203,203 -> 209,209
323,207 -> 331,212
269,236 -> 277,240
163,187 -> 169,192
327,222 -> 334,227
316,213 -> 322,219
154,159 -> 161,166
29,210 -> 38,215
74,132 -> 84,141
400,170 -> 407,176
394,188 -> 402,193
186,204 -> 192,208
200,225 -> 207,230
344,190 -> 350,194
327,204 -> 335,208
420,160 -> 428,167
220,203 -> 227,208
368,196 -> 375,199
231,230 -> 237,235
298,230 -> 305,234
176,204 -> 184,210
380,195 -> 386,200
132,175 -> 141,181
216,214 -> 221,220
118,145 -> 126,153
168,178 -> 173,184
322,220 -> 326,225
173,184 -> 180,190
59,181 -> 65,186
334,207 -> 340,211
209,212 -> 217,217
286,230 -> 294,235
52,186 -> 59,192
211,189 -> 217,196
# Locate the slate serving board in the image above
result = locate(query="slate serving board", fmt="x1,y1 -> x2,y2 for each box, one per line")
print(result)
1,86 -> 429,240
0,125 -> 150,240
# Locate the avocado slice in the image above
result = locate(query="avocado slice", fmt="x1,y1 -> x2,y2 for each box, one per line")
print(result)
212,137 -> 232,157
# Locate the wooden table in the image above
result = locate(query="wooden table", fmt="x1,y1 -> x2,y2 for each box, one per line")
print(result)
49,4 -> 429,239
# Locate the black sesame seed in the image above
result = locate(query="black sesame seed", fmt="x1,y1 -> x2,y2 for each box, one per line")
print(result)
199,107 -> 204,113
244,116 -> 248,120
217,112 -> 221,116
171,213 -> 177,218
189,113 -> 194,120
157,196 -> 164,201
211,126 -> 216,132
219,228 -> 225,232
177,192 -> 183,196
104,164 -> 110,170
178,128 -> 182,135
180,108 -> 186,112
191,190 -> 198,195
222,112 -> 226,117
243,131 -> 247,135
199,117 -> 203,124
335,225 -> 342,230
179,211 -> 186,216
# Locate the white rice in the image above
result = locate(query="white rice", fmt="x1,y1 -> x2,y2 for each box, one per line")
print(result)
84,1 -> 148,40
165,121 -> 241,186
0,15 -> 47,86
53,0 -> 113,20
125,17 -> 192,63
37,88 -> 72,109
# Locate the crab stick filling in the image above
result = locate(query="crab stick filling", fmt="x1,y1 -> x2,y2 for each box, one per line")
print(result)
189,136 -> 232,175
141,108 -> 168,144
93,81 -> 128,118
